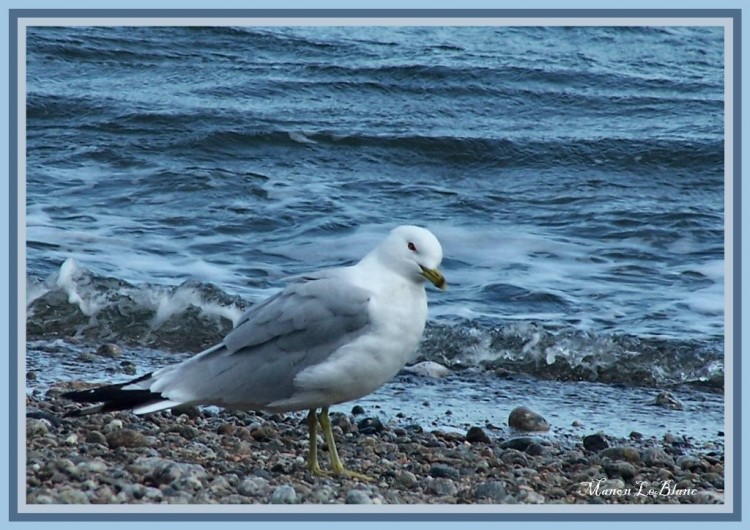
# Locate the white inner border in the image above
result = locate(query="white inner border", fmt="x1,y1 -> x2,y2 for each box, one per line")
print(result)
16,15 -> 735,516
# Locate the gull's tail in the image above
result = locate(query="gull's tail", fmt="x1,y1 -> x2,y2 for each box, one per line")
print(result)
61,372 -> 181,417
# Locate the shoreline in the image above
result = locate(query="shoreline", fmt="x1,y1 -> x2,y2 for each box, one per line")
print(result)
24,384 -> 725,506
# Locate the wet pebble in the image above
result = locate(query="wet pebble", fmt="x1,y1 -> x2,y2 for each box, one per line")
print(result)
508,406 -> 550,432
402,361 -> 451,378
25,388 -> 725,506
649,391 -> 685,410
95,343 -> 122,359
357,417 -> 384,435
583,433 -> 609,452
500,436 -> 535,451
466,426 -> 491,444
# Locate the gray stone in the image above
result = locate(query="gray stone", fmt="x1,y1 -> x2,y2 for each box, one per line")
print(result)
95,343 -> 123,358
426,478 -> 457,496
474,480 -> 507,502
676,455 -> 706,472
525,443 -> 549,457
132,457 -> 207,488
81,459 -> 109,474
395,470 -> 418,488
693,490 -> 724,504
429,463 -> 460,480
345,489 -> 373,504
641,447 -> 674,467
603,460 -> 637,481
500,448 -> 529,467
500,436 -> 535,451
26,418 -> 50,437
270,484 -> 297,504
56,488 -> 90,504
518,489 -> 545,504
649,390 -> 685,410
238,476 -> 270,497
701,473 -> 724,490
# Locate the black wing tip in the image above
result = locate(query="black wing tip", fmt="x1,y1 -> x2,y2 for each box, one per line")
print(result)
60,372 -> 159,416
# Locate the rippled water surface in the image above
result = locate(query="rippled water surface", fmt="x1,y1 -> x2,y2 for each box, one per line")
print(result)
24,25 -> 726,439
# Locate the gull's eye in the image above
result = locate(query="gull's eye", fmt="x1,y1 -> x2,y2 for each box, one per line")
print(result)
407,242 -> 417,252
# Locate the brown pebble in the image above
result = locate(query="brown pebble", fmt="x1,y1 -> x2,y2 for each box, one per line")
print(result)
106,429 -> 148,449
466,426 -> 491,444
599,447 -> 641,463
85,431 -> 108,445
217,423 -> 237,436
95,344 -> 123,359
250,426 -> 276,442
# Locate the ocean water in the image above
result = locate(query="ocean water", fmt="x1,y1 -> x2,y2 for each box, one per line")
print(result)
24,25 -> 725,441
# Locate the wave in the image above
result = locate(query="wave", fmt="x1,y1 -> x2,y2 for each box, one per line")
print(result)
25,259 -> 723,391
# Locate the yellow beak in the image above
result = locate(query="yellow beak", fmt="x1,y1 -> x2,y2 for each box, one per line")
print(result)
420,266 -> 447,290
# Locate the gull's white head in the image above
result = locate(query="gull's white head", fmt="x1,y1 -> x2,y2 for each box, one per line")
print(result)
371,225 -> 446,289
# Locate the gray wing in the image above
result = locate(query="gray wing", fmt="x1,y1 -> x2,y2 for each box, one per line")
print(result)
151,271 -> 373,408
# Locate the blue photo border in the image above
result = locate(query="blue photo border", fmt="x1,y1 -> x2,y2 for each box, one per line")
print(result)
6,8 -> 743,523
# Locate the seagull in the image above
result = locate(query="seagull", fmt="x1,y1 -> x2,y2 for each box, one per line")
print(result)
63,225 -> 446,480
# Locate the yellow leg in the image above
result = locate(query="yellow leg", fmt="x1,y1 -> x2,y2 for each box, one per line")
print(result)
307,408 -> 327,477
318,406 -> 373,481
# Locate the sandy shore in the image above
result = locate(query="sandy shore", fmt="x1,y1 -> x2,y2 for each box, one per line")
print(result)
25,383 -> 725,506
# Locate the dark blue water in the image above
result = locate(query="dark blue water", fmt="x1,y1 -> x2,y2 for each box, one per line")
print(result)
25,24 -> 725,432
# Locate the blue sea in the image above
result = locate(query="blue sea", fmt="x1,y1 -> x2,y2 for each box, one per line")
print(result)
24,25 -> 725,442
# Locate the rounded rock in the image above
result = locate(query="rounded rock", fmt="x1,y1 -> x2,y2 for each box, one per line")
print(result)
270,484 -> 297,504
95,343 -> 123,359
599,447 -> 640,463
583,433 -> 609,452
649,390 -> 685,410
238,476 -> 270,497
603,460 -> 638,481
395,470 -> 418,488
524,442 -> 549,457
106,429 -> 148,449
474,480 -> 507,502
500,436 -> 535,451
85,430 -> 108,445
641,447 -> 674,467
357,417 -> 384,435
426,477 -> 457,496
676,455 -> 706,472
466,426 -> 491,444
508,406 -> 550,432
26,419 -> 50,438
345,489 -> 373,504
429,463 -> 460,480
500,448 -> 529,467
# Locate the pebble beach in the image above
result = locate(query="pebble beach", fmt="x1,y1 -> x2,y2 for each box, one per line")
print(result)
25,383 -> 725,507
